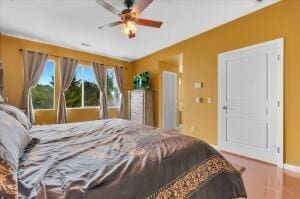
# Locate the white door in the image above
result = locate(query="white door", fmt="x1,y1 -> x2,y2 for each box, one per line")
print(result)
163,71 -> 177,129
218,39 -> 283,165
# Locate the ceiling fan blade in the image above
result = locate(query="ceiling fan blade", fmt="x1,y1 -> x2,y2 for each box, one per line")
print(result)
98,21 -> 122,30
132,0 -> 153,15
96,0 -> 122,17
136,18 -> 162,28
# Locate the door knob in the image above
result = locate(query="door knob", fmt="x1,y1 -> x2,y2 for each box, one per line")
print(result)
223,106 -> 227,110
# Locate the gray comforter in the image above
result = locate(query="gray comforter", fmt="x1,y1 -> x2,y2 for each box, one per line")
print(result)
18,119 -> 246,199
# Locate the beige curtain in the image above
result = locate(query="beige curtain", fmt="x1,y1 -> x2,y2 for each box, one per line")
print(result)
57,57 -> 79,124
92,63 -> 108,119
22,50 -> 48,123
113,66 -> 125,119
0,60 -> 4,102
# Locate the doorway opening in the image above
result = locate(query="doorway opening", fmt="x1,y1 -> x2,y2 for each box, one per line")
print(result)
159,53 -> 183,130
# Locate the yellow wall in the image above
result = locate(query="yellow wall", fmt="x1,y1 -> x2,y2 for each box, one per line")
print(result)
0,35 -> 133,124
133,0 -> 300,166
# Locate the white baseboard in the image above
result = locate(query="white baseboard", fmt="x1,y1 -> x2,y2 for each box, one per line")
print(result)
210,144 -> 221,151
284,164 -> 300,174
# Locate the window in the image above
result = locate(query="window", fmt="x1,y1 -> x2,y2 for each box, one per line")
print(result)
84,67 -> 100,106
65,66 -> 82,108
65,65 -> 100,108
107,69 -> 120,107
32,60 -> 55,109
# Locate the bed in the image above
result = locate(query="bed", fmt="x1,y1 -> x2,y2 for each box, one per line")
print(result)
0,104 -> 246,199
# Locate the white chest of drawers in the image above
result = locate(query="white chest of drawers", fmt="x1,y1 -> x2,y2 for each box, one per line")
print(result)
128,90 -> 154,126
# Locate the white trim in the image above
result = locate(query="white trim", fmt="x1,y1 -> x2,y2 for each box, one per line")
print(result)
278,38 -> 284,168
217,54 -> 223,157
162,71 -> 177,129
218,38 -> 283,57
218,38 -> 284,167
81,66 -> 85,108
210,144 -> 221,151
284,164 -> 300,174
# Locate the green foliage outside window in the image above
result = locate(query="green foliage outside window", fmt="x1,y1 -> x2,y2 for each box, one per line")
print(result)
32,60 -> 55,110
65,66 -> 100,108
32,63 -> 119,109
65,76 -> 82,108
84,81 -> 100,107
31,76 -> 54,109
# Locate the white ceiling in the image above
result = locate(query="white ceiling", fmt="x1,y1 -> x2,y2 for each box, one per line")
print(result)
0,0 -> 279,61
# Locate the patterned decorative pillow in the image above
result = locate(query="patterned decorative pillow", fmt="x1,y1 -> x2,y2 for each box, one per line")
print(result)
0,103 -> 32,129
0,159 -> 17,198
0,110 -> 31,198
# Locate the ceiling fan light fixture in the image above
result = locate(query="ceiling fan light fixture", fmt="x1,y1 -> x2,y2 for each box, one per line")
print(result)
121,21 -> 138,36
97,0 -> 162,39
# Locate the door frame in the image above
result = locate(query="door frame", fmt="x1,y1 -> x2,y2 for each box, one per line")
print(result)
217,38 -> 284,167
162,70 -> 177,129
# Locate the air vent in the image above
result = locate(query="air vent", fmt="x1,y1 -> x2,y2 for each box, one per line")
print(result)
81,43 -> 91,47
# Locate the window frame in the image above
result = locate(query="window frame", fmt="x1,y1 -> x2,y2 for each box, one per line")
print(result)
82,65 -> 101,108
106,68 -> 121,108
66,64 -> 100,109
66,65 -> 121,109
32,59 -> 56,111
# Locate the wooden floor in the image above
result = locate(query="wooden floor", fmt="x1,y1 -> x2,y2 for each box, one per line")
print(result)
222,152 -> 300,199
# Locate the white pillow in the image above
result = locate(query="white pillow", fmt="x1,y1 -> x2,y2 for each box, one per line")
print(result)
0,95 -> 4,102
0,103 -> 32,129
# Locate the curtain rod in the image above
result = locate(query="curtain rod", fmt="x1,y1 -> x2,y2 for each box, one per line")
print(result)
19,49 -> 128,69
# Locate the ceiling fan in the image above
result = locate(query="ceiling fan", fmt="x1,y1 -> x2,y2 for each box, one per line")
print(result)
96,0 -> 163,38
